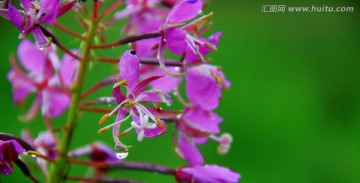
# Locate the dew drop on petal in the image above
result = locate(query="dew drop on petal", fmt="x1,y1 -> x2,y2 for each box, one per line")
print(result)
35,42 -> 46,50
114,145 -> 128,159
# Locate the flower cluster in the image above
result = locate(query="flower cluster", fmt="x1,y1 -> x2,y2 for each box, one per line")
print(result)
0,0 -> 240,182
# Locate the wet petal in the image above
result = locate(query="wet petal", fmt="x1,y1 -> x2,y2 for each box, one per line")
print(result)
112,109 -> 127,146
17,39 -> 47,76
164,27 -> 186,55
119,51 -> 140,90
140,66 -> 182,93
166,0 -> 203,23
178,136 -> 204,166
32,26 -> 50,49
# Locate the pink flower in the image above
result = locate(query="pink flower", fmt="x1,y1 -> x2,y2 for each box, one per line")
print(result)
176,164 -> 240,183
0,0 -> 75,48
7,40 -> 78,121
21,130 -> 57,177
98,50 -> 173,151
185,64 -> 231,111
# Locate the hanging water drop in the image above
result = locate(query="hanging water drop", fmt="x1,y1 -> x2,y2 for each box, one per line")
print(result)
35,42 -> 45,50
114,145 -> 128,159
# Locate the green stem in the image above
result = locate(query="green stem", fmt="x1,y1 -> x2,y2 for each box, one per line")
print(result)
47,18 -> 98,183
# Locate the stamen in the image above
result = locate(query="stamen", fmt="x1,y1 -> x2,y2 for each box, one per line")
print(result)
99,111 -> 133,133
181,12 -> 214,30
108,99 -> 131,116
98,114 -> 109,125
155,117 -> 164,130
117,126 -> 134,138
113,79 -> 128,88
204,41 -> 218,51
30,2 -> 41,10
97,127 -> 110,134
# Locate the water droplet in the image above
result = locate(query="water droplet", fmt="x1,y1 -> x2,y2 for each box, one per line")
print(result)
35,42 -> 45,50
114,145 -> 128,159
77,0 -> 87,3
31,154 -> 36,158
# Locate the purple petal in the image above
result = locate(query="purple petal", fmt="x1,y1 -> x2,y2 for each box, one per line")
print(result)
112,86 -> 126,103
178,136 -> 204,166
140,66 -> 182,93
181,107 -> 222,134
132,113 -> 167,138
34,131 -> 56,148
133,37 -> 159,57
20,0 -> 32,11
136,90 -> 173,106
166,0 -> 203,23
8,3 -> 24,30
113,109 -> 127,146
42,88 -> 70,118
7,71 -> 36,103
57,0 -> 76,18
39,0 -> 60,24
17,39 -> 47,76
185,66 -> 221,110
119,51 -> 140,90
132,75 -> 163,96
164,27 -> 186,55
145,107 -> 182,120
32,26 -> 49,49
91,142 -> 120,163
176,165 -> 241,183
0,140 -> 25,175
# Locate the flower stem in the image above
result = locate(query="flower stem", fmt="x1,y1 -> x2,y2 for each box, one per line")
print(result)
47,15 -> 99,183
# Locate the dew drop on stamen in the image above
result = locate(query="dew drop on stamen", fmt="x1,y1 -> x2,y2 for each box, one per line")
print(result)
114,145 -> 128,159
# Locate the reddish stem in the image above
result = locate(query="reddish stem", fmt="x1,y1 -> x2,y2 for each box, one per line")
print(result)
101,0 -> 123,18
97,57 -> 182,67
93,0 -> 100,19
57,44 -> 82,60
68,159 -> 106,168
42,116 -> 59,144
91,32 -> 161,49
81,75 -> 119,99
79,106 -> 112,113
54,22 -> 85,40
107,161 -> 176,175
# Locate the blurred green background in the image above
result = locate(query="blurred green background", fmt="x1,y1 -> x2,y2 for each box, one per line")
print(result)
1,0 -> 360,182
